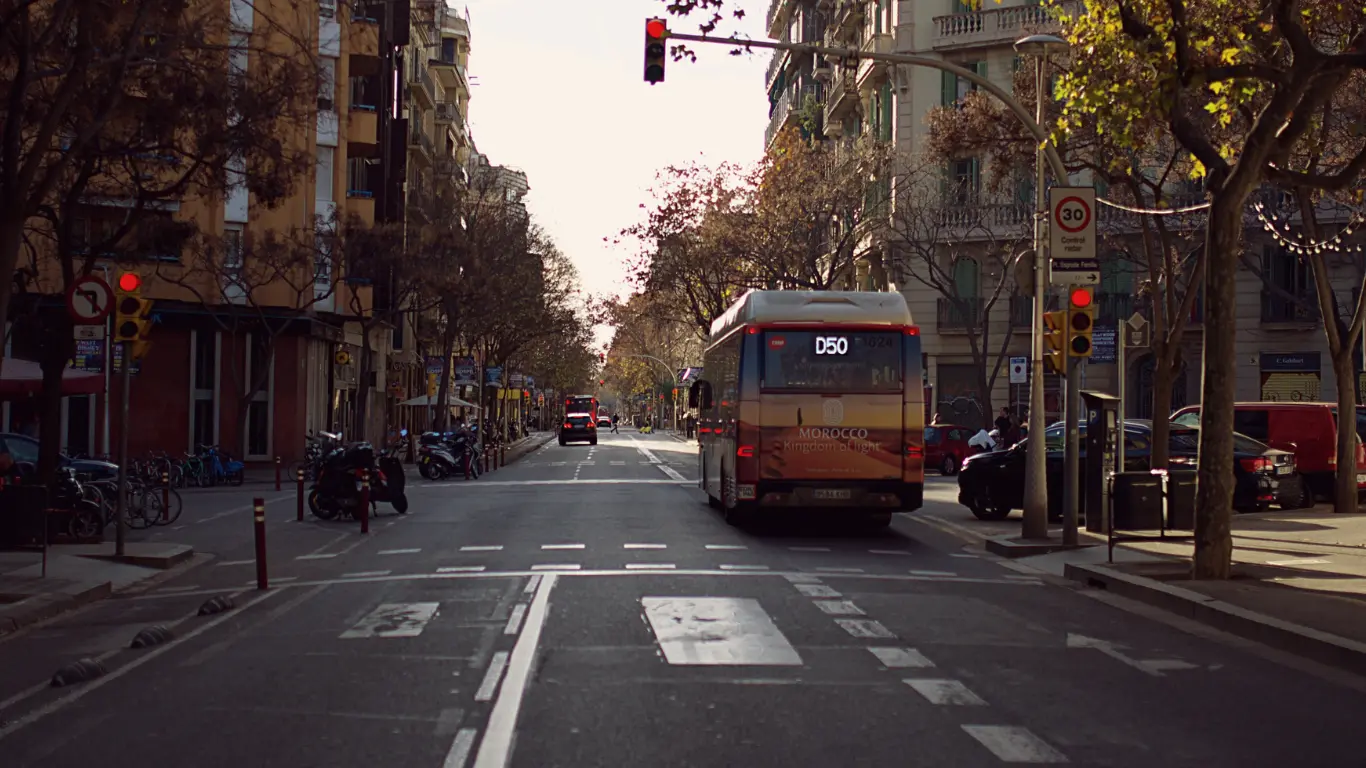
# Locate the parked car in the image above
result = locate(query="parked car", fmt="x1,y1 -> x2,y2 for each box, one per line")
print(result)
1171,402 -> 1366,503
0,433 -> 119,481
956,421 -> 1301,521
924,423 -> 983,475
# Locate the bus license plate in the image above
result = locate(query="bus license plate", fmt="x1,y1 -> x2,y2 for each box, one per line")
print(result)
813,489 -> 852,500
1276,465 -> 1292,475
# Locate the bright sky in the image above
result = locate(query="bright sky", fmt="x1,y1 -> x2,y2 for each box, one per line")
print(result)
460,0 -> 769,312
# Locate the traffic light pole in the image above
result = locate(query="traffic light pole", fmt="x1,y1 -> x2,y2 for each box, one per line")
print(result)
115,340 -> 131,557
1063,349 -> 1082,547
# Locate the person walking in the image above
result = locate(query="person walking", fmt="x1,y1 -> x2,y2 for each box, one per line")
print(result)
610,413 -> 620,434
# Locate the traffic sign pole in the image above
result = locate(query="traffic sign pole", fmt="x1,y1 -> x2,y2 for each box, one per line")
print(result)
1062,285 -> 1084,548
114,340 -> 131,558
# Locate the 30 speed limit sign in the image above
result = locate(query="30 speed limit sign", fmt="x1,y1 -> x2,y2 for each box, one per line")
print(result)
1049,186 -> 1096,261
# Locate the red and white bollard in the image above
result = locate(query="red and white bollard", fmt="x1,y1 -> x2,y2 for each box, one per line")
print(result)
296,468 -> 305,522
161,470 -> 170,523
274,456 -> 282,491
358,470 -> 371,534
253,497 -> 268,590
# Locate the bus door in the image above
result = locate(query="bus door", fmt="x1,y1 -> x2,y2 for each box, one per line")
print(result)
756,328 -> 904,482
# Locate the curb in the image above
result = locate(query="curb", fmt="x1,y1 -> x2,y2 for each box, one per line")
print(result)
1064,561 -> 1366,677
0,580 -> 112,638
984,535 -> 1098,559
502,434 -> 555,466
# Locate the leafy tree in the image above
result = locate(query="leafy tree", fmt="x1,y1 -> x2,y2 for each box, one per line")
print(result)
887,158 -> 1032,430
1057,0 -> 1366,577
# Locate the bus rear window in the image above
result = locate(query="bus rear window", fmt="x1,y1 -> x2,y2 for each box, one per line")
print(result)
761,331 -> 902,392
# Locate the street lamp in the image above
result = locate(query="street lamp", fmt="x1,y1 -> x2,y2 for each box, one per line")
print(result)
1014,33 -> 1068,540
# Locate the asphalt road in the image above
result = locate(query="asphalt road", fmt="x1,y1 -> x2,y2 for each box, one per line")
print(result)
1,429 -> 1365,767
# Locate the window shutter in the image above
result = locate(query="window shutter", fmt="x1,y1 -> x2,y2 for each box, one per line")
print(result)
942,70 -> 957,106
880,81 -> 894,141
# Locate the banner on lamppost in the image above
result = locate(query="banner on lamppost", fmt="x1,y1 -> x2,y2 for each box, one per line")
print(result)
484,366 -> 503,387
509,372 -> 525,388
453,357 -> 477,385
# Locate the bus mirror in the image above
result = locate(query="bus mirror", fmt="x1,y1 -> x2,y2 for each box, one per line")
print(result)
688,381 -> 701,409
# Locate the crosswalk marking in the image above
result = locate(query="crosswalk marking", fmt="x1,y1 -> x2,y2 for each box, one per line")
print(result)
642,597 -> 802,666
343,570 -> 391,578
904,679 -> 987,706
541,544 -> 585,550
719,564 -> 768,571
460,546 -> 503,552
812,600 -> 864,616
705,544 -> 747,551
834,619 -> 895,639
531,564 -> 581,571
794,584 -> 842,598
960,725 -> 1068,763
868,647 -> 935,669
340,602 -> 440,639
378,548 -> 421,555
623,543 -> 667,550
295,553 -> 338,561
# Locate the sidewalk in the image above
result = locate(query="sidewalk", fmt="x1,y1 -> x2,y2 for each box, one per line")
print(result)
927,502 -> 1366,675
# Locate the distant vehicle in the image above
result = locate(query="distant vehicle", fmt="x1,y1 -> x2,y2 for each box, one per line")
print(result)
597,416 -> 612,429
560,413 -> 597,446
0,433 -> 118,481
565,395 -> 598,418
691,290 -> 926,528
924,423 -> 983,475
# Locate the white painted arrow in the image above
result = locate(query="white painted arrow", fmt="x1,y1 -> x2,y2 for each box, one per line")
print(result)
1066,634 -> 1196,677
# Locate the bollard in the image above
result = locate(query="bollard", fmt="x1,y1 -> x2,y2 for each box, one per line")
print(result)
161,471 -> 170,523
253,498 -> 268,590
464,451 -> 471,480
500,443 -> 507,467
358,470 -> 370,534
274,457 -> 281,491
296,468 -> 305,521
483,450 -> 490,474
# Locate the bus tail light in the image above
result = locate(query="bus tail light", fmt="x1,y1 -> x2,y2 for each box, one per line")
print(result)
737,445 -> 755,458
905,444 -> 923,458
735,422 -> 759,483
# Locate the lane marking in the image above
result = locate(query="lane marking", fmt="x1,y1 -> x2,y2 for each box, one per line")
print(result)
442,727 -> 479,768
794,584 -> 841,598
472,574 -> 558,768
474,651 -> 510,701
783,573 -> 823,584
610,461 -> 626,466
835,619 -> 895,639
429,479 -> 694,487
816,567 -> 866,574
960,725 -> 1068,763
438,566 -> 485,573
623,543 -> 667,550
868,549 -> 912,556
657,464 -> 688,481
869,647 -> 935,668
531,564 -> 581,571
244,576 -> 298,585
642,596 -> 802,666
950,553 -> 980,559
340,602 -> 440,639
216,560 -> 255,566
540,543 -> 586,550
155,585 -> 200,594
1265,558 -> 1330,566
523,575 -> 541,593
904,679 -> 987,706
706,544 -> 747,551
343,570 -> 392,578
0,590 -> 284,740
625,563 -> 677,570
296,553 -> 338,560
719,564 -> 769,571
504,605 -> 528,635
909,570 -> 956,577
461,546 -> 503,552
789,546 -> 832,553
550,462 -> 567,467
301,530 -> 350,558
1003,575 -> 1044,583
812,600 -> 864,616
378,548 -> 422,555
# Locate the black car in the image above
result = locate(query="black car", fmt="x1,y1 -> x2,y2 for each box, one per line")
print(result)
956,421 -> 1302,521
0,432 -> 119,480
559,413 -> 597,446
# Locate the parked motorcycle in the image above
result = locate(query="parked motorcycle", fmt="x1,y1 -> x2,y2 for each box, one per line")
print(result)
309,431 -> 409,520
417,429 -> 480,480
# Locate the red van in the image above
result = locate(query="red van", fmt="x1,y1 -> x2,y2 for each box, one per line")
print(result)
1170,403 -> 1366,504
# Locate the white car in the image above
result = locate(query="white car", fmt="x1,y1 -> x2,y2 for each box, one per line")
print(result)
597,416 -> 612,429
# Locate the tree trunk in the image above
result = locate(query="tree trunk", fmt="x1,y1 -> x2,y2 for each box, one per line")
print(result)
1332,353 -> 1359,514
0,218 -> 24,381
355,324 -> 374,442
1148,348 -> 1176,470
1192,195 -> 1243,580
36,321 -> 74,484
434,328 -> 457,431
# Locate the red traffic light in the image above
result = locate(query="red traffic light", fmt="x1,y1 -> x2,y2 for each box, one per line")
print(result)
117,272 -> 142,292
646,18 -> 666,38
1069,287 -> 1092,308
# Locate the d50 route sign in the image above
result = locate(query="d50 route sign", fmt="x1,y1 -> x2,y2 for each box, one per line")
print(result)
1049,186 -> 1097,267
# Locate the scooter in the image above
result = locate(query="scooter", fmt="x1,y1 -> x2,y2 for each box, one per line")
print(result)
309,431 -> 409,520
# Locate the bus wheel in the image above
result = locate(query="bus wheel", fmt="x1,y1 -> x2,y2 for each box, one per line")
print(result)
864,513 -> 892,530
707,493 -> 721,509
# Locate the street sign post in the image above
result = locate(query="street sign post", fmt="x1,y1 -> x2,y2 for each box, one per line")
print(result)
1009,357 -> 1028,384
73,325 -> 106,340
1049,186 -> 1097,286
65,275 -> 114,324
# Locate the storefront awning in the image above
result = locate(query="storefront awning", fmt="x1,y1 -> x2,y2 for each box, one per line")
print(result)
397,393 -> 481,410
0,358 -> 104,398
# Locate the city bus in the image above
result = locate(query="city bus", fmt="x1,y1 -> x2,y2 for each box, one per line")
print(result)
690,290 -> 925,527
564,394 -> 598,416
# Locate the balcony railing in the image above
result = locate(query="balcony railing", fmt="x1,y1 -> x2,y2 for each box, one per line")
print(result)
937,296 -> 985,331
408,56 -> 435,105
932,1 -> 1076,49
1261,290 -> 1319,324
766,0 -> 791,38
765,48 -> 788,90
434,101 -> 462,124
408,122 -> 435,158
1095,293 -> 1134,326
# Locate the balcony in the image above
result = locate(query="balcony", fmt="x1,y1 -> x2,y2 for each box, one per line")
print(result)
1261,290 -> 1319,324
937,296 -> 985,332
434,101 -> 462,125
1009,294 -> 1061,327
829,0 -> 864,43
430,54 -> 467,95
932,1 -> 1077,52
436,157 -> 466,185
765,90 -> 794,148
765,48 -> 789,91
934,203 -> 1034,237
407,57 -> 436,108
823,64 -> 860,131
348,12 -> 379,58
855,32 -> 894,91
408,121 -> 435,165
346,107 -> 377,146
766,0 -> 793,39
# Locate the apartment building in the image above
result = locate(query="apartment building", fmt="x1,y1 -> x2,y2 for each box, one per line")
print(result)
761,0 -> 1360,430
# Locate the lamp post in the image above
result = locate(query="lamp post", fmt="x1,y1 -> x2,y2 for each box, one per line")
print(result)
1013,33 -> 1069,540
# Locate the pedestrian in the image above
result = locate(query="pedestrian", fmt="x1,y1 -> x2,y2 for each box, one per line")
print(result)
611,413 -> 619,434
994,407 -> 1014,446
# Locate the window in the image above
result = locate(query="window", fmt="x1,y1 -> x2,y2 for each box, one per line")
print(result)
878,80 -> 893,141
228,32 -> 249,83
318,57 -> 336,112
319,0 -> 335,17
947,158 -> 979,204
314,231 -> 333,286
952,258 -> 979,298
925,427 -> 942,444
941,61 -> 985,107
223,225 -> 244,277
440,37 -> 457,64
1171,410 -> 1199,428
190,328 -> 217,451
761,331 -> 902,393
316,147 -> 335,203
1232,410 -> 1270,441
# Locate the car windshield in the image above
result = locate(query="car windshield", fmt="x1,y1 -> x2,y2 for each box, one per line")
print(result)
925,427 -> 941,444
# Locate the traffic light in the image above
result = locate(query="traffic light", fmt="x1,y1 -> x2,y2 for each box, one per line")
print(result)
1043,311 -> 1067,375
644,17 -> 667,84
1067,286 -> 1095,359
113,272 -> 153,359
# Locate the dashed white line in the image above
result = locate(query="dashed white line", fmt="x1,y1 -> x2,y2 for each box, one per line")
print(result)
816,567 -> 866,574
216,560 -> 254,567
783,573 -> 823,584
441,727 -> 478,768
950,553 -> 980,559
610,461 -> 627,466
794,584 -> 842,598
868,647 -> 935,668
1266,558 -> 1330,566
295,553 -> 338,560
960,725 -> 1068,763
719,564 -> 769,571
834,619 -> 895,639
504,605 -> 528,635
155,585 -> 199,594
541,544 -> 586,550
438,566 -> 486,573
523,575 -> 541,593
705,544 -> 747,551
869,549 -> 913,556
904,679 -> 987,706
909,570 -> 956,577
789,546 -> 832,552
623,543 -> 667,550
472,575 -> 558,768
474,651 -> 510,702
550,461 -> 567,467
812,600 -> 865,616
378,548 -> 422,555
460,546 -> 503,552
343,570 -> 392,578
625,563 -> 676,570
531,564 -> 581,571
